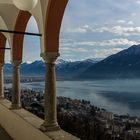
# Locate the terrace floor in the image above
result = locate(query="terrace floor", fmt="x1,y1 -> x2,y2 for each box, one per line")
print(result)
0,126 -> 12,140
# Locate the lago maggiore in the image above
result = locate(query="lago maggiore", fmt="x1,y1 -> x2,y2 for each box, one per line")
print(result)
5,79 -> 140,116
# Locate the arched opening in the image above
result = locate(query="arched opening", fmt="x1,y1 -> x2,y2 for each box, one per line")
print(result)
4,41 -> 11,63
4,40 -> 12,80
22,16 -> 42,77
0,33 -> 6,64
57,0 -> 140,139
23,16 -> 41,63
0,33 -> 6,99
59,0 -> 140,114
12,11 -> 31,61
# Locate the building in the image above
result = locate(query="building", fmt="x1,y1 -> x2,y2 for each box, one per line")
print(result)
0,0 -> 80,139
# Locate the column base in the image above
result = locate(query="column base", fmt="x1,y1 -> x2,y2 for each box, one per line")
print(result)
40,122 -> 60,132
10,104 -> 22,110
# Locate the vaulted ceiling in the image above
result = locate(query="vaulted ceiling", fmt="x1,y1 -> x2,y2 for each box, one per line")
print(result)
0,0 -> 68,62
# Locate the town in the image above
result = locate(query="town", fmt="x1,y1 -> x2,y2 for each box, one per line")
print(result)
4,88 -> 140,140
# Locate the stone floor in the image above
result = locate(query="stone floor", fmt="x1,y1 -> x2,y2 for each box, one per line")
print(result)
0,126 -> 12,140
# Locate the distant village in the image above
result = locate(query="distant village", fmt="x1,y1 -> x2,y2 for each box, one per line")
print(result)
4,88 -> 140,140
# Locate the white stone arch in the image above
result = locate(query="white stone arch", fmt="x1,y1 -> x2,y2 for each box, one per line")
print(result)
0,16 -> 12,47
0,16 -> 12,62
30,0 -> 45,53
0,0 -> 71,133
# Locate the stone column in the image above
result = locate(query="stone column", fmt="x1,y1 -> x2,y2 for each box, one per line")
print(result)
11,60 -> 22,109
40,52 -> 60,132
0,63 -> 4,99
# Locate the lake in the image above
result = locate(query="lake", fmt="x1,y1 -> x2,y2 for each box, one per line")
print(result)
6,79 -> 140,116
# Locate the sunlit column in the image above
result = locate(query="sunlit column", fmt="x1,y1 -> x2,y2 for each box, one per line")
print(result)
40,52 -> 60,131
11,60 -> 22,109
0,63 -> 4,99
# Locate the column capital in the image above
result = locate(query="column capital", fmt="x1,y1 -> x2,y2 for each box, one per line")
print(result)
11,60 -> 22,67
40,52 -> 60,64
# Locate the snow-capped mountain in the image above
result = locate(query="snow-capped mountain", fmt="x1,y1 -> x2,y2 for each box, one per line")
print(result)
56,59 -> 98,79
78,44 -> 140,79
56,59 -> 68,65
5,44 -> 140,79
4,59 -> 98,79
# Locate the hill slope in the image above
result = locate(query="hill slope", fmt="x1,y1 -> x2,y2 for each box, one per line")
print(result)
78,44 -> 140,79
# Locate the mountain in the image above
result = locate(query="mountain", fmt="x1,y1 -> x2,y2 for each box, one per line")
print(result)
4,59 -> 98,79
78,44 -> 140,79
56,59 -> 97,79
5,44 -> 140,80
4,63 -> 12,75
21,61 -> 45,75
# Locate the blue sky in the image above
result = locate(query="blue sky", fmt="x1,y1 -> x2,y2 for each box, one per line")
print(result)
5,0 -> 140,62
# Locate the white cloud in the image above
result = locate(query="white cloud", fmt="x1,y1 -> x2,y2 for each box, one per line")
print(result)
66,27 -> 87,33
73,39 -> 138,47
66,25 -> 94,33
99,26 -> 140,36
60,38 -> 138,48
60,39 -> 74,47
127,21 -> 134,25
60,38 -> 139,59
94,48 -> 123,58
130,13 -> 136,17
60,39 -> 73,43
136,0 -> 140,4
65,25 -> 140,36
60,46 -> 88,53
112,26 -> 140,36
117,20 -> 126,24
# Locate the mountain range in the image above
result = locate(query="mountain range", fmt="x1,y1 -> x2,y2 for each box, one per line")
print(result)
4,44 -> 140,79
78,44 -> 140,79
4,59 -> 98,79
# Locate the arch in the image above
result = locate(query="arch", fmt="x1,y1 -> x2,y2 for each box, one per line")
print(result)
0,16 -> 12,48
0,33 -> 6,63
44,0 -> 68,52
12,10 -> 31,61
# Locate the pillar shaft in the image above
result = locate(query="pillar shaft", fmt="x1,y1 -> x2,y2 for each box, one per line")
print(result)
11,61 -> 21,109
41,52 -> 60,132
0,64 -> 4,99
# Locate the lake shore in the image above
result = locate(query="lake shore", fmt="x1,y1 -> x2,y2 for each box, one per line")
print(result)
5,79 -> 140,116
4,88 -> 140,140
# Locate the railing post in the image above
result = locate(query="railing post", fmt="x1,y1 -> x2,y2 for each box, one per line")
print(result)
40,52 -> 60,132
11,60 -> 22,109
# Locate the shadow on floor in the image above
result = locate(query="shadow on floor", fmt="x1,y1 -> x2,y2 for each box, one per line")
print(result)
0,125 -> 12,140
